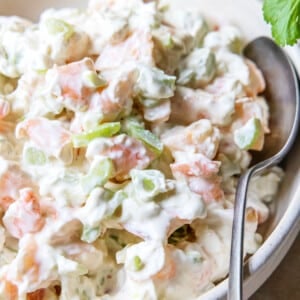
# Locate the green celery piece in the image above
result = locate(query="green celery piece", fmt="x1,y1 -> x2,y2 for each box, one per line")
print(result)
81,158 -> 114,194
132,256 -> 144,271
72,122 -> 121,148
263,0 -> 300,46
81,225 -> 101,243
234,118 -> 263,150
45,18 -> 75,40
25,147 -> 47,165
137,66 -> 176,99
128,124 -> 163,156
142,177 -> 155,191
82,71 -> 107,88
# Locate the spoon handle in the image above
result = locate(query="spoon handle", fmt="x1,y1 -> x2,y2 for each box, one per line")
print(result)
228,168 -> 254,300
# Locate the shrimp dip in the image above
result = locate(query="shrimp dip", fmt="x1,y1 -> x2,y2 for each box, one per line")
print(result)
0,0 -> 283,299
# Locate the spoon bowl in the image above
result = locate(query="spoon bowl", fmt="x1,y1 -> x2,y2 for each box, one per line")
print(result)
228,37 -> 300,300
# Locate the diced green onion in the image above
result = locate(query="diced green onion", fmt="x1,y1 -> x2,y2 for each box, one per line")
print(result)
81,158 -> 114,194
45,18 -> 74,40
81,225 -> 101,243
132,255 -> 144,271
24,147 -> 47,165
82,71 -> 107,88
128,124 -> 163,156
72,122 -> 121,148
234,118 -> 263,150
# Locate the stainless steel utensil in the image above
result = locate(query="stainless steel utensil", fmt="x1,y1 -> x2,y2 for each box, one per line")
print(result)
228,37 -> 300,300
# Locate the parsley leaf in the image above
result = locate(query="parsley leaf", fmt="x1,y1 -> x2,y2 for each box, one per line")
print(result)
263,0 -> 300,46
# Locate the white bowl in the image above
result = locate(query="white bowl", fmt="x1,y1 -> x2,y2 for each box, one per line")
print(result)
1,1 -> 299,299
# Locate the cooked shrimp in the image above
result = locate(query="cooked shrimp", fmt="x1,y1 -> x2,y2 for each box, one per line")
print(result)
152,246 -> 176,281
161,119 -> 220,160
188,176 -> 224,204
86,134 -> 153,181
3,188 -> 45,239
88,67 -> 137,122
0,164 -> 33,211
171,153 -> 221,178
56,58 -> 100,112
170,87 -> 235,126
234,96 -> 270,133
1,277 -> 18,300
16,117 -> 72,160
95,30 -> 154,71
244,59 -> 266,97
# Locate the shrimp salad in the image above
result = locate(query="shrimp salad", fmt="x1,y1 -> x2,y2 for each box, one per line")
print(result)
0,0 -> 283,299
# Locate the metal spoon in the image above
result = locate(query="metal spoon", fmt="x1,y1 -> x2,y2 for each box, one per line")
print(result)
228,37 -> 300,300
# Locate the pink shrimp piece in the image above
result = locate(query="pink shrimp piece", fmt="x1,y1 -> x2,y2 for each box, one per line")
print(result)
16,117 -> 71,159
162,119 -> 220,160
0,165 -> 33,211
152,246 -> 177,281
188,176 -> 224,203
1,277 -> 18,300
234,97 -> 269,133
95,30 -> 154,71
3,188 -> 45,239
56,58 -> 102,112
169,87 -> 211,125
171,153 -> 220,178
88,68 -> 137,122
205,76 -> 234,95
244,59 -> 266,97
0,99 -> 10,119
18,238 -> 40,282
87,134 -> 153,181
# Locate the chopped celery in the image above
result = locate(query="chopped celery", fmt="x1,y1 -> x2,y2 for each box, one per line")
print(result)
234,118 -> 264,150
177,48 -> 216,88
81,158 -> 114,194
130,169 -> 173,200
142,178 -> 155,191
81,225 -> 101,243
132,256 -> 144,271
36,69 -> 48,75
45,18 -> 74,40
136,65 -> 176,99
24,147 -> 47,165
82,71 -> 107,88
127,123 -> 163,155
72,122 -> 121,148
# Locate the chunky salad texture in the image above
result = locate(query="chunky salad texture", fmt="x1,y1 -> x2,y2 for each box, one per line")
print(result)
0,0 -> 283,299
